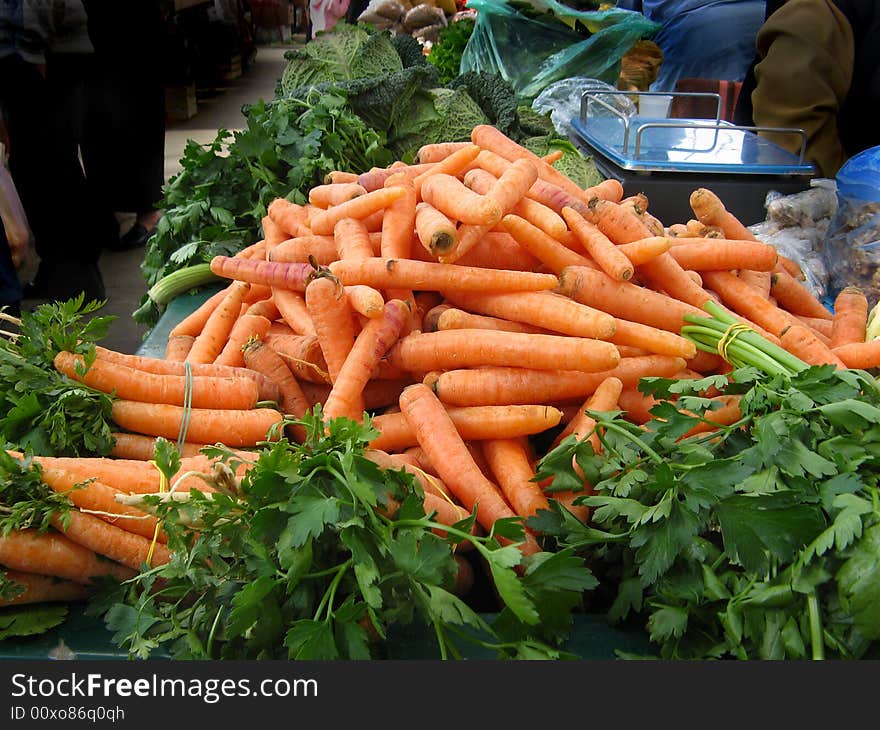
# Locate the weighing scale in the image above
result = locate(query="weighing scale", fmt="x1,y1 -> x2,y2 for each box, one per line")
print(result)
569,90 -> 817,227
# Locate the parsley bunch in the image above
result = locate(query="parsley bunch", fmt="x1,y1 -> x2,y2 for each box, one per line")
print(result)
0,297 -> 115,457
533,366 -> 880,660
92,412 -> 595,660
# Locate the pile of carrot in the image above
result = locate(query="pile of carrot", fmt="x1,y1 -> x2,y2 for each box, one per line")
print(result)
5,124 -> 876,601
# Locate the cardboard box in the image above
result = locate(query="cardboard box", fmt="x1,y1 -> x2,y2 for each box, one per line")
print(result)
165,84 -> 198,121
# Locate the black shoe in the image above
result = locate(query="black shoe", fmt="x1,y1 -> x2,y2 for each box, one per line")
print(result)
108,223 -> 152,252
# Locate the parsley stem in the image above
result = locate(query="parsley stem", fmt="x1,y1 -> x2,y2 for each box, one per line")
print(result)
807,592 -> 825,660
206,605 -> 224,659
313,559 -> 352,622
596,419 -> 664,464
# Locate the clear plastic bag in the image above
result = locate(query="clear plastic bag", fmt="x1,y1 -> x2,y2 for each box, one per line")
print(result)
824,146 -> 880,306
459,0 -> 661,101
532,77 -> 636,139
0,158 -> 39,287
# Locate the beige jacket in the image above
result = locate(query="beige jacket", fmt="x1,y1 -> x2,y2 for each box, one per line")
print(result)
750,0 -> 854,177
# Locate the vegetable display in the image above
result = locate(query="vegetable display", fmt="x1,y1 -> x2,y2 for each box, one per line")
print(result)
3,121 -> 880,659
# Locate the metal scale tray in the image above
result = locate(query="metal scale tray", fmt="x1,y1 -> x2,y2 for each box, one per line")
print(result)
570,90 -> 816,226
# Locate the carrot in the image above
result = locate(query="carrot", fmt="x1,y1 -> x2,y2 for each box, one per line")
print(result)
431,355 -> 686,406
109,432 -> 207,461
328,257 -> 558,293
412,291 -> 444,329
305,276 -> 357,384
526,177 -> 589,216
94,346 -> 281,403
325,170 -> 360,184
554,376 -> 624,447
562,206 -> 634,281
346,285 -> 385,319
164,334 -> 195,362
483,437 -> 551,519
738,269 -> 773,298
168,286 -> 228,338
689,188 -> 757,242
0,529 -> 135,585
619,192 -> 649,214
334,216 -> 374,261
422,302 -> 453,332
668,241 -> 778,271
38,465 -> 165,542
617,387 -> 661,425
241,338 -> 310,422
688,349 -> 727,374
420,173 -> 502,227
322,299 -> 410,422
110,399 -> 284,447
261,215 -> 289,254
616,236 -> 671,266
411,143 -> 481,195
610,318 -> 697,359
543,149 -> 564,165
702,270 -> 800,337
415,202 -> 458,256
437,308 -> 548,335
638,252 -> 714,309
381,173 -> 417,260
557,265 -> 705,333
265,332 -> 330,384
387,329 -> 620,373
680,395 -> 744,438
54,351 -> 260,410
237,239 -> 269,260
830,286 -> 869,349
584,178 -> 625,203
369,404 -> 563,452
308,187 -> 407,236
779,324 -> 846,368
442,290 -> 616,341
416,141 -> 472,164
300,379 -> 414,413
309,182 -> 368,208
244,297 -> 280,321
51,510 -> 170,571
398,383 -> 540,555
472,124 -> 588,205
267,198 -> 310,237
363,449 -> 452,500
214,313 -> 272,367
795,315 -> 834,338
271,287 -> 317,337
452,231 -> 541,272
586,198 -> 654,245
356,163 -> 434,192
270,236 -> 337,266
770,270 -> 833,320
832,340 -> 880,369
0,570 -> 91,606
210,256 -> 314,292
500,214 -> 593,273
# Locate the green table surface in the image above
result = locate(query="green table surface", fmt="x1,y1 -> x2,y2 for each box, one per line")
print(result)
0,290 -> 654,661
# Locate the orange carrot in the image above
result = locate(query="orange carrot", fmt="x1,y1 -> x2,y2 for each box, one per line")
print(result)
779,324 -> 846,367
420,173 -> 502,227
109,432 -> 207,461
261,216 -> 289,255
357,163 -> 434,192
308,187 -> 407,236
437,307 -> 548,335
526,177 -> 589,216
415,201 -> 457,256
585,198 -> 654,245
702,270 -> 800,337
300,379 -> 414,413
501,213 -> 593,273
111,399 -> 284,447
305,276 -> 357,384
381,173 -> 417,260
610,318 -> 697,359
168,286 -> 228,338
617,387 -> 661,425
51,511 -> 170,571
830,286 -> 869,349
272,287 -> 317,337
616,235 -> 671,266
265,332 -> 330,384
832,340 -> 880,369
770,270 -> 833,320
416,141 -> 472,164
689,188 -> 757,242
388,329 -> 620,373
411,143 -> 481,195
638,252 -> 714,309
267,198 -> 310,237
309,182 -> 368,208
667,241 -> 778,271
398,383 -> 540,555
334,216 -> 374,261
94,346 -> 281,404
328,257 -> 558,293
324,170 -> 360,184
795,315 -> 834,338
0,570 -> 91,606
680,395 -> 744,438
452,231 -> 541,272
554,376 -> 624,448
557,265 -> 705,333
584,178 -> 625,203
422,302 -> 453,332
164,334 -> 195,362
442,290 -> 616,340
483,437 -> 551,519
210,255 -> 314,292
241,339 -> 311,426
322,299 -> 410,422
54,351 -> 259,410
244,297 -> 280,321
562,206 -> 634,281
369,404 -> 563,452
738,269 -> 773,298
214,313 -> 272,367
346,285 -> 385,319
431,355 -> 686,406
0,529 -> 135,585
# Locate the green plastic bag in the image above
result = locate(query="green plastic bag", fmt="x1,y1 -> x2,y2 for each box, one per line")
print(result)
459,0 -> 660,101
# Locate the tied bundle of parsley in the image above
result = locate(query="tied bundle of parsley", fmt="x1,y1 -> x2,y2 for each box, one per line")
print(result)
533,365 -> 880,660
92,412 -> 595,660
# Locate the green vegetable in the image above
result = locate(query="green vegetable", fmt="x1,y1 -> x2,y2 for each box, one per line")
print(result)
0,605 -> 69,640
135,90 -> 392,327
90,411 -> 595,660
427,18 -> 476,83
522,134 -> 604,189
0,297 -> 115,457
278,24 -> 403,96
145,263 -> 220,308
532,364 -> 880,659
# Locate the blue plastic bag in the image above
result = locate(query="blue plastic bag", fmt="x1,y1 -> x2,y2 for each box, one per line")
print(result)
459,0 -> 661,101
824,145 -> 880,305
